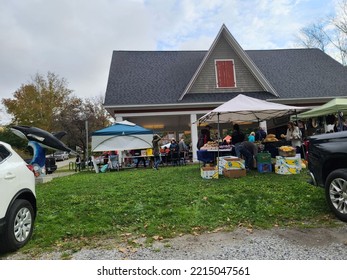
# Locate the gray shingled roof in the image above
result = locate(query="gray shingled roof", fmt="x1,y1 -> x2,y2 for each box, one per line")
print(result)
247,49 -> 347,99
104,51 -> 206,105
104,49 -> 347,106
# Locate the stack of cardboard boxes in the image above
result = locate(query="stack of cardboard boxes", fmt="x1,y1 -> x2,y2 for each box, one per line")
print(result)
200,156 -> 247,179
275,155 -> 302,175
221,157 -> 246,178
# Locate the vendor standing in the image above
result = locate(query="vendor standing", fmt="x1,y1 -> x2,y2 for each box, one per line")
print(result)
197,128 -> 211,150
281,121 -> 302,154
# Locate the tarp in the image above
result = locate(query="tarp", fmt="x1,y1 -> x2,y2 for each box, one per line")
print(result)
91,120 -> 154,152
297,98 -> 347,119
198,94 -> 308,123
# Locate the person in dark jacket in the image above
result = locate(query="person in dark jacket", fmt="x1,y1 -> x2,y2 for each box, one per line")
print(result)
255,127 -> 267,142
169,138 -> 179,165
197,128 -> 211,150
239,140 -> 258,170
231,123 -> 245,158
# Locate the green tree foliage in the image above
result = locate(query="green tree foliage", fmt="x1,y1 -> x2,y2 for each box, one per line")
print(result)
2,72 -> 111,155
53,95 -> 111,157
2,72 -> 72,131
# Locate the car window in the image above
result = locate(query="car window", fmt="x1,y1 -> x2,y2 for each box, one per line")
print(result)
0,144 -> 11,163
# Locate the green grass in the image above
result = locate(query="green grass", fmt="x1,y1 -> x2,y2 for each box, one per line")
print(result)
23,164 -> 337,255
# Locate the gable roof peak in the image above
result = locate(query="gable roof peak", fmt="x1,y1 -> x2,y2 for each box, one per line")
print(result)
178,24 -> 279,101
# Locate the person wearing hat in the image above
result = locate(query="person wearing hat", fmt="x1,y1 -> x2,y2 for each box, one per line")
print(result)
152,134 -> 162,170
248,132 -> 255,142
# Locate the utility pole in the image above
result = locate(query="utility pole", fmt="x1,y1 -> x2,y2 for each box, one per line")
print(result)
85,119 -> 89,162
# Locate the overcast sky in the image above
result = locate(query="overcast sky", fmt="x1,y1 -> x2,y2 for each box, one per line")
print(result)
0,0 -> 338,123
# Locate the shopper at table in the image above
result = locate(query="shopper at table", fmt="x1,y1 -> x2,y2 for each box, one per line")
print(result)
248,132 -> 255,142
179,138 -> 188,153
178,137 -> 189,164
152,134 -> 161,170
231,123 -> 245,158
239,140 -> 258,171
169,138 -> 179,165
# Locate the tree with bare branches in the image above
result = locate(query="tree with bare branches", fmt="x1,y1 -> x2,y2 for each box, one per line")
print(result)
297,0 -> 347,65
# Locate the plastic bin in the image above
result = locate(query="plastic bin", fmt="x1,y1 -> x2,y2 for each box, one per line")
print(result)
257,162 -> 272,173
256,152 -> 271,163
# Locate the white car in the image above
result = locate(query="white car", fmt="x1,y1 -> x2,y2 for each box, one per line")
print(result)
53,151 -> 69,161
0,141 -> 36,253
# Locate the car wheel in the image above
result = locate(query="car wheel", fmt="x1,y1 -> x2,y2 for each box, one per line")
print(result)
0,199 -> 35,253
325,168 -> 347,222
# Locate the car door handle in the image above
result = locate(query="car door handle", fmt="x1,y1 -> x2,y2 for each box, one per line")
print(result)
4,173 -> 16,180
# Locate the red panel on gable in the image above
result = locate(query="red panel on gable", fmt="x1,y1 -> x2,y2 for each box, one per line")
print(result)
216,60 -> 235,88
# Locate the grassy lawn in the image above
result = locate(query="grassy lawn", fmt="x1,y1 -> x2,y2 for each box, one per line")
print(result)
23,164 -> 337,255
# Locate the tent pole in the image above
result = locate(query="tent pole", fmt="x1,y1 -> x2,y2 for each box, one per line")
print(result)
295,110 -> 298,123
339,111 -> 343,131
217,113 -> 220,170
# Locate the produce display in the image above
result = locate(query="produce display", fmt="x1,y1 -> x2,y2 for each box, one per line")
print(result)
279,145 -> 295,152
200,141 -> 219,150
263,133 -> 279,142
278,145 -> 296,157
200,141 -> 232,150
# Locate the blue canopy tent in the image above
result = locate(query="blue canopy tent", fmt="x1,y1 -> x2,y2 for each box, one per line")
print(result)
91,120 -> 154,152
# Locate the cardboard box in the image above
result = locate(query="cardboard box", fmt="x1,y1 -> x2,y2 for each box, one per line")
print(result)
223,157 -> 245,170
276,156 -> 301,168
218,156 -> 238,165
223,168 -> 246,178
275,155 -> 301,175
201,166 -> 219,179
275,164 -> 301,175
217,156 -> 237,174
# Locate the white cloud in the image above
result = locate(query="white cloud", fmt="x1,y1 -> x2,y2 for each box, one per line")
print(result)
0,0 -> 337,122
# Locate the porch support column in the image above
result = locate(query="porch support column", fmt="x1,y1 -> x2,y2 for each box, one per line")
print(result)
190,114 -> 198,162
114,116 -> 124,164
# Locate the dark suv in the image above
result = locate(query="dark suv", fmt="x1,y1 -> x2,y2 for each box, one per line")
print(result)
45,157 -> 57,174
307,131 -> 347,222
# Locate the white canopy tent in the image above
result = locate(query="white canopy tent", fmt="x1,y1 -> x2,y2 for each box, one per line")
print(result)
198,94 -> 308,124
91,120 -> 154,152
196,94 -> 309,161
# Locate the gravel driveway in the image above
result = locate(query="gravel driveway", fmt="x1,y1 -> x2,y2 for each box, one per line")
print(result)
2,223 -> 347,260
